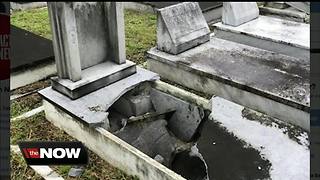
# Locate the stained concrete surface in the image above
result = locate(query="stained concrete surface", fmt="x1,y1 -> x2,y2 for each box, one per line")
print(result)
214,15 -> 309,49
143,2 -> 222,11
197,119 -> 271,180
148,36 -> 310,112
11,25 -> 54,71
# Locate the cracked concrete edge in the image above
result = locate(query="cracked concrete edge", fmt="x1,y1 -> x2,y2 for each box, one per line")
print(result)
10,145 -> 65,180
153,80 -> 211,111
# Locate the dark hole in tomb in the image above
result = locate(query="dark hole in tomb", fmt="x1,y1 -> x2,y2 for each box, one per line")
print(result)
108,81 -> 271,179
197,120 -> 272,180
171,150 -> 208,180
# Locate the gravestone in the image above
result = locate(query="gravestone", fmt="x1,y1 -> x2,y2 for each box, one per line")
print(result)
156,2 -> 210,55
222,2 -> 259,26
286,2 -> 310,14
48,2 -> 136,99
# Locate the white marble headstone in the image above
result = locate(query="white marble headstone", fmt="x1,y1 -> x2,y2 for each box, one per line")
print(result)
222,2 -> 259,27
156,2 -> 210,55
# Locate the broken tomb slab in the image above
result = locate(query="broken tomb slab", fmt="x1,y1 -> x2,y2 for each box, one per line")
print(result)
151,89 -> 205,142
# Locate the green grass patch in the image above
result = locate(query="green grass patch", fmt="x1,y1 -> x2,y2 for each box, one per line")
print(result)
11,8 -> 157,65
11,113 -> 138,180
124,10 -> 157,65
52,150 -> 139,180
11,8 -> 52,39
10,94 -> 42,118
10,112 -> 72,144
11,152 -> 43,180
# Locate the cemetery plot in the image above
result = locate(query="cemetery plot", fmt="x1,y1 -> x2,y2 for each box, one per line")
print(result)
213,15 -> 310,60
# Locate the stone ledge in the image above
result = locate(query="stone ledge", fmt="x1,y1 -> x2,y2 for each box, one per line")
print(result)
51,60 -> 136,99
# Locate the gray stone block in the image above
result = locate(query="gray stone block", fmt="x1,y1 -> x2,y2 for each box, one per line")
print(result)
150,89 -> 205,142
112,94 -> 153,117
156,2 -> 210,55
222,2 -> 259,26
131,119 -> 176,167
51,61 -> 136,99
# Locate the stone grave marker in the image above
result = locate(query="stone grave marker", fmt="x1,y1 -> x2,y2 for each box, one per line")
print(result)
48,2 -> 136,99
222,2 -> 259,26
156,2 -> 210,55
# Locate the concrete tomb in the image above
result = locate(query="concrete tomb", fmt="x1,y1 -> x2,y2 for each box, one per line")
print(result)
148,2 -> 310,131
42,3 -> 210,179
222,2 -> 259,27
48,2 -> 136,99
156,2 -> 210,55
213,2 -> 310,60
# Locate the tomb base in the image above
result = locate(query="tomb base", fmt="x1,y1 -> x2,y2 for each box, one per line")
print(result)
51,60 -> 136,99
212,15 -> 310,61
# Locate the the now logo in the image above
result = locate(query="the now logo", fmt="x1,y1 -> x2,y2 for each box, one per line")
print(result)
19,141 -> 88,165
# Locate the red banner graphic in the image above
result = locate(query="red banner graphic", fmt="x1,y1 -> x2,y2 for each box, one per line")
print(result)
0,60 -> 9,80
0,14 -> 9,34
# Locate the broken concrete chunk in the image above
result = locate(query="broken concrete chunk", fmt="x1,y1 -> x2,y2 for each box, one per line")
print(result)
68,166 -> 85,177
156,2 -> 210,55
151,89 -> 205,142
131,119 -> 176,167
112,94 -> 154,117
222,2 -> 259,26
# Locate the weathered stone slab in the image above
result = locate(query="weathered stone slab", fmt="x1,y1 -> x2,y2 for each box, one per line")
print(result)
156,2 -> 210,55
286,2 -> 310,14
147,36 -> 310,130
265,2 -> 289,9
39,67 -> 159,127
112,94 -> 153,117
258,6 -> 309,23
131,119 -> 177,167
213,15 -> 310,60
51,60 -> 136,99
222,2 -> 259,26
150,89 -> 205,142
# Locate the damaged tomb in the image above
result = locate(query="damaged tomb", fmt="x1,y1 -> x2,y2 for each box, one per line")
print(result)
39,2 -> 215,180
37,2 -> 309,180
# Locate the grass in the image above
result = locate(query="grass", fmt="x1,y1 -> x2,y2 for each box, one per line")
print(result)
10,79 -> 50,118
11,152 -> 43,180
11,8 -> 157,65
11,8 -> 52,39
11,113 -> 138,180
10,93 -> 42,118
